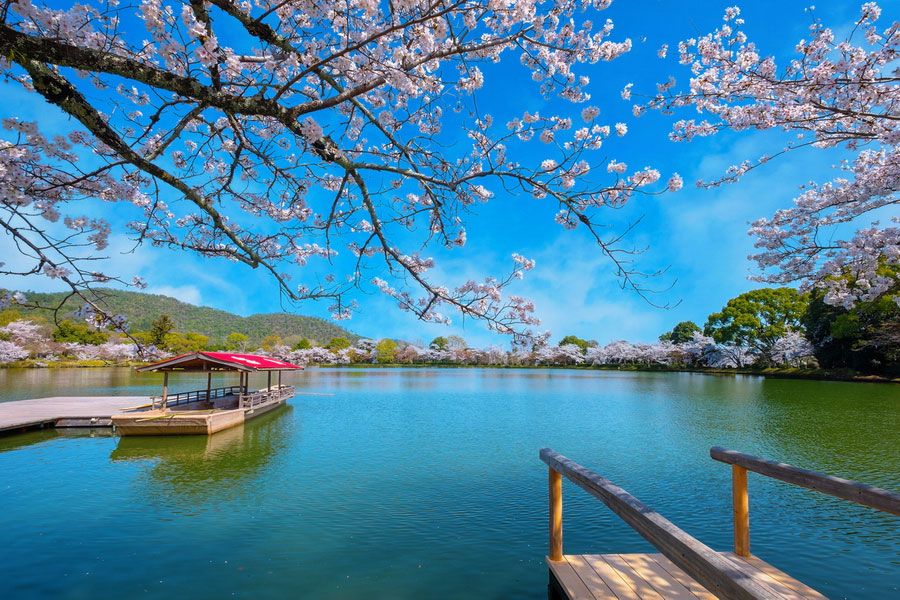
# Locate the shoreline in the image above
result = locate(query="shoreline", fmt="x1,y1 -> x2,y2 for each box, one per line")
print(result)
3,360 -> 898,385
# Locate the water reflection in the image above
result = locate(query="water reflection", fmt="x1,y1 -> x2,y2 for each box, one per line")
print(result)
1,367 -> 898,600
0,427 -> 115,453
110,405 -> 293,507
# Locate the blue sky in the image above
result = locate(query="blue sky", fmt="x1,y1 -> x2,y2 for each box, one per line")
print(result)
0,0 -> 869,346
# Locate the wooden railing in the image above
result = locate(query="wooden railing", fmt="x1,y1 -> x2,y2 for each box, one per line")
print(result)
710,447 -> 900,558
542,448 -> 791,600
151,386 -> 242,409
543,447 -> 900,600
239,385 -> 294,410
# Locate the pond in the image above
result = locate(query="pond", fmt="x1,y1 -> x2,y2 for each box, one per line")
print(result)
1,367 -> 898,599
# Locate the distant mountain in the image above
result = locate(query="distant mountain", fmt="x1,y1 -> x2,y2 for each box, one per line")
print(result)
10,288 -> 359,345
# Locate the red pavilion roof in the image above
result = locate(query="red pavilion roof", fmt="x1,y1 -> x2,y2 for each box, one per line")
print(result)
137,351 -> 303,372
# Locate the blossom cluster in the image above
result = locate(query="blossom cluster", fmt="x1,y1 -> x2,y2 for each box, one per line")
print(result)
0,319 -> 144,364
250,331 -> 815,369
643,3 -> 900,307
0,0 -> 681,338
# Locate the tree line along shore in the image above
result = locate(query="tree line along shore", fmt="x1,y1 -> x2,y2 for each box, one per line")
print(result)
1,284 -> 896,382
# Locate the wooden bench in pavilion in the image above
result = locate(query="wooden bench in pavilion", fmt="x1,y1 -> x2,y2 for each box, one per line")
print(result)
540,447 -> 900,600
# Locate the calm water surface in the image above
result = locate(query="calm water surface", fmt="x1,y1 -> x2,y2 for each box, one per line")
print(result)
1,367 -> 898,599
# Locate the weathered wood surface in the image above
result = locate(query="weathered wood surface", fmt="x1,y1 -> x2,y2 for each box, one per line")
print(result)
732,465 -> 750,557
548,553 -> 827,600
551,467 -> 563,561
710,447 -> 900,516
112,391 -> 289,436
540,448 -> 786,600
0,396 -> 148,433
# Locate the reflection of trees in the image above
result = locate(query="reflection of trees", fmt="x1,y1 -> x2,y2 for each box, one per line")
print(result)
750,379 -> 900,481
111,405 -> 293,507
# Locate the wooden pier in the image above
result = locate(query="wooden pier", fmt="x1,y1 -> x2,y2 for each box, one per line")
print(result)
0,395 -> 148,434
541,447 -> 900,600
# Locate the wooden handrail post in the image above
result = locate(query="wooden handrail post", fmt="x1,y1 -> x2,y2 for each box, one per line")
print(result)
549,467 -> 563,561
732,464 -> 750,557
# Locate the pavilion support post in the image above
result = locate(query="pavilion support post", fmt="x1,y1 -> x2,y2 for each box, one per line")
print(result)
268,371 -> 272,392
206,372 -> 212,403
278,371 -> 282,389
162,371 -> 169,411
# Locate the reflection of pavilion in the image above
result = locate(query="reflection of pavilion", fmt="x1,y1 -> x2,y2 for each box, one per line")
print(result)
110,405 -> 293,499
112,352 -> 302,435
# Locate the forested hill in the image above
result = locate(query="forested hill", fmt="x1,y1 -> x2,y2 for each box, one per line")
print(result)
11,288 -> 359,345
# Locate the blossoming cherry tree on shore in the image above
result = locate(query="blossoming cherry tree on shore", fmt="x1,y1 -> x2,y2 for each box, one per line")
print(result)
642,3 -> 900,309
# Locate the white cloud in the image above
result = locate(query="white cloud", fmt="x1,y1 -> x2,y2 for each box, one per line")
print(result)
144,284 -> 204,306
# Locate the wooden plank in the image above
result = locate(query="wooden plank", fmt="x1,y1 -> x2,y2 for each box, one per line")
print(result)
650,555 -> 719,600
55,417 -> 112,427
726,553 -> 828,600
732,465 -> 750,556
602,554 -> 665,600
548,556 -> 601,600
540,448 -> 785,600
0,396 -> 149,433
618,554 -> 699,600
583,555 -> 642,600
711,447 -> 900,516
566,555 -> 619,600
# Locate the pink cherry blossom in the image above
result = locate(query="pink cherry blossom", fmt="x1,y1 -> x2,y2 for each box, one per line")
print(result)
0,0 -> 677,342
644,3 -> 900,307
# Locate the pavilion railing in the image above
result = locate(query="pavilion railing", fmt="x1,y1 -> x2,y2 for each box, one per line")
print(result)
150,385 -> 243,410
239,385 -> 294,410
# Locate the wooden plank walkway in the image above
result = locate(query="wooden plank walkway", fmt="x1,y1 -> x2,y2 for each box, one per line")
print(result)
0,396 -> 149,433
548,553 -> 827,600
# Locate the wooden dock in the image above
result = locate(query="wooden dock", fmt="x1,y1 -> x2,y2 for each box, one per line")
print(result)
541,447 -> 900,600
0,395 -> 149,434
548,553 -> 824,600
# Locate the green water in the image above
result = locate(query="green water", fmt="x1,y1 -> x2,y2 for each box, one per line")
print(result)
0,368 -> 898,599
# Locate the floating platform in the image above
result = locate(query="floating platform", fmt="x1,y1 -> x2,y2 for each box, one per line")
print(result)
0,395 -> 148,435
111,389 -> 289,436
110,351 -> 303,436
548,553 -> 824,600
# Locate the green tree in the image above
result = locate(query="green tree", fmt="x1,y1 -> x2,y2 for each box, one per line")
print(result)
52,319 -> 106,345
326,336 -> 351,351
293,338 -> 312,350
149,314 -> 176,347
446,335 -> 467,350
163,331 -> 210,353
659,321 -> 701,344
225,332 -> 249,351
0,309 -> 23,327
803,277 -> 900,374
260,334 -> 283,351
429,336 -> 448,351
185,332 -> 210,351
375,338 -> 399,364
704,288 -> 808,365
558,335 -> 589,352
